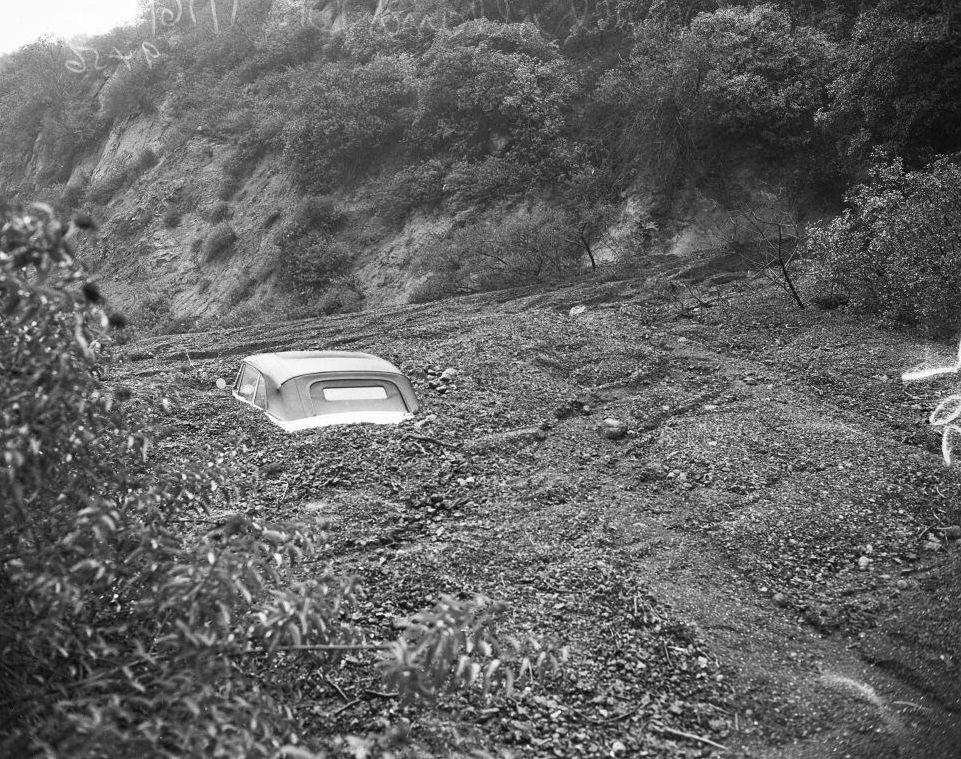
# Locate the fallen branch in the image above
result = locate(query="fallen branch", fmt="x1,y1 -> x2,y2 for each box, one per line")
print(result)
651,725 -> 727,751
323,675 -> 350,702
247,643 -> 388,654
331,698 -> 361,716
402,433 -> 460,450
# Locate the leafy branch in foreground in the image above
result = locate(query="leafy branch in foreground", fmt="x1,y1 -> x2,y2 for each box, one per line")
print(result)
0,202 -> 564,757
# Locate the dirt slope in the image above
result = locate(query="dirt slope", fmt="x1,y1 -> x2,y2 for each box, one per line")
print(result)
110,274 -> 961,757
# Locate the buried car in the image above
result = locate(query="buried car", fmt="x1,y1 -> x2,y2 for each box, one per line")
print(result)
232,351 -> 418,431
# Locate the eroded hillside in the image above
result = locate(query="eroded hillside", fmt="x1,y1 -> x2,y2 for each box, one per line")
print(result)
114,273 -> 961,757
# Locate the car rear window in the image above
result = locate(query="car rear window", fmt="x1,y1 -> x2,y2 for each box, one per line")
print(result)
307,379 -> 406,415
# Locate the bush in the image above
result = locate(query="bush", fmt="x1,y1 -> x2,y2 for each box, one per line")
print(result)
136,147 -> 158,172
808,155 -> 961,335
282,56 -> 416,191
411,20 -> 576,160
423,206 -> 582,296
203,222 -> 238,260
315,281 -> 364,315
443,157 -> 537,209
289,195 -> 346,235
208,200 -> 231,223
374,159 -> 448,224
219,139 -> 269,199
162,208 -> 182,228
280,235 -> 352,293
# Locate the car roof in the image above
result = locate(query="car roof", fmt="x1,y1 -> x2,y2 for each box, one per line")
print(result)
243,351 -> 405,386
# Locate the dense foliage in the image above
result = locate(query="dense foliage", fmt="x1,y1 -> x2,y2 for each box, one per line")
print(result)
1,0 -> 960,303
808,155 -> 961,334
0,203 -> 563,755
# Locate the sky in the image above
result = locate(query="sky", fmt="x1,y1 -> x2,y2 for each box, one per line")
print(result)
0,0 -> 142,55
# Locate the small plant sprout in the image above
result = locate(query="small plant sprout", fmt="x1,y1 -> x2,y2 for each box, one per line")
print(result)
902,337 -> 961,464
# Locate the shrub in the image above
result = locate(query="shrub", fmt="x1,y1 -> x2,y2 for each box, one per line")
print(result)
423,206 -> 582,295
282,56 -> 416,191
808,154 -> 961,335
374,159 -> 448,224
136,147 -> 158,172
411,21 -> 576,160
203,222 -> 238,260
289,195 -> 346,235
59,181 -> 86,211
219,139 -> 269,199
443,157 -> 537,209
208,200 -> 231,223
280,235 -> 352,293
315,281 -> 364,315
162,207 -> 182,228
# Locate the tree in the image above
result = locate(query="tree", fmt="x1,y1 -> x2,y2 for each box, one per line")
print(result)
282,55 -> 416,191
410,20 -> 577,161
823,5 -> 961,168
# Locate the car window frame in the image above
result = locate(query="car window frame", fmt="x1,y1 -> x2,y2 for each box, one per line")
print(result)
235,363 -> 266,410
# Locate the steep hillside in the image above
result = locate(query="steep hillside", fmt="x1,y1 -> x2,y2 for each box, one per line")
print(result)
4,1 -> 959,331
116,270 -> 961,757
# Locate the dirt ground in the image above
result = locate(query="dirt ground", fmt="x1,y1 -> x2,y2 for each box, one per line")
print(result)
110,274 -> 961,758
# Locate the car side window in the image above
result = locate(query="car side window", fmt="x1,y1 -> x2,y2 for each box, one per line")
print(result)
253,374 -> 266,409
236,364 -> 261,405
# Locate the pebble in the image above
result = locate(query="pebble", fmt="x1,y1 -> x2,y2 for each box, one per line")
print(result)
922,540 -> 942,552
569,305 -> 587,317
857,556 -> 871,571
896,579 -> 910,590
611,741 -> 626,755
772,592 -> 788,607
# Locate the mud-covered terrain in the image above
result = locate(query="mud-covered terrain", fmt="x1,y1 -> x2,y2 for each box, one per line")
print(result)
109,276 -> 961,758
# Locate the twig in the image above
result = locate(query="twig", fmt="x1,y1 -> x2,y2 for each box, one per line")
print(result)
892,700 -> 932,712
246,643 -> 388,654
651,724 -> 727,751
184,350 -> 197,369
331,698 -> 361,716
364,690 -> 399,699
403,433 -> 460,450
574,706 -> 638,725
323,675 -> 350,702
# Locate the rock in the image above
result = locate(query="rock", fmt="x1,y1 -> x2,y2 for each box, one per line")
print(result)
569,305 -> 588,317
772,592 -> 789,608
611,740 -> 626,755
599,418 -> 628,440
439,368 -> 459,381
922,540 -> 942,552
857,556 -> 871,571
943,525 -> 961,540
896,579 -> 910,590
